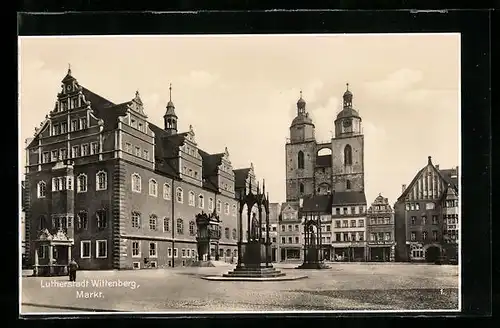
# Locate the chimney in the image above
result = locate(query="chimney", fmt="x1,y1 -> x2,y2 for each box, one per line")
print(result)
401,184 -> 407,193
435,164 -> 440,170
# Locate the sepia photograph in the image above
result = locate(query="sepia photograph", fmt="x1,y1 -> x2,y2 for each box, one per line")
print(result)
19,33 -> 460,314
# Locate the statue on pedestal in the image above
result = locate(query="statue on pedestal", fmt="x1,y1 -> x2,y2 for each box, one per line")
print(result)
250,213 -> 260,241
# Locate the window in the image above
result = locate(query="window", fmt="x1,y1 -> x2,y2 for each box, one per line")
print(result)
60,148 -> 67,160
232,228 -> 237,240
346,180 -> 351,190
411,216 -> 416,225
125,142 -> 132,153
384,232 -> 391,241
335,208 -> 341,216
133,262 -> 140,269
51,150 -> 59,162
208,198 -> 214,211
422,231 -> 428,240
132,241 -> 141,257
71,97 -> 79,109
299,183 -> 304,193
288,225 -> 292,232
52,124 -> 59,135
432,230 -> 438,241
232,204 -> 237,216
132,212 -> 141,228
132,173 -> 141,193
163,183 -> 171,200
149,242 -> 157,257
426,202 -> 435,210
272,237 -> 276,243
295,224 -> 299,231
77,174 -> 87,193
189,221 -> 196,236
77,211 -> 88,230
295,236 -> 299,244
149,215 -> 157,230
297,151 -> 304,169
80,117 -> 88,129
176,188 -> 183,203
149,179 -> 158,197
410,232 -> 416,241
183,249 -> 187,258
135,146 -> 141,157
177,218 -> 184,234
131,118 -> 137,128
42,152 -> 49,163
281,225 -> 285,232
71,120 -> 78,131
343,207 -> 348,214
163,217 -> 170,232
432,215 -> 438,225
281,237 -> 286,244
96,240 -> 107,258
71,146 -> 80,158
358,233 -> 364,241
224,202 -> 230,215
344,145 -> 352,165
96,171 -> 107,191
143,149 -> 149,160
342,220 -> 348,228
224,228 -> 230,239
415,203 -> 420,210
37,181 -> 46,198
96,209 -> 107,229
138,122 -> 143,132
61,122 -> 68,134
90,142 -> 99,155
288,237 -> 292,244
350,232 -> 356,241
217,200 -> 222,213
343,233 -> 349,241
81,144 -> 89,156
421,216 -> 427,225
80,241 -> 91,258
173,248 -> 178,257
188,191 -> 195,206
168,248 -> 172,257
335,220 -> 341,228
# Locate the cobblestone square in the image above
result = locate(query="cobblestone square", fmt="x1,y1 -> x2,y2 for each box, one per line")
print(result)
21,263 -> 459,313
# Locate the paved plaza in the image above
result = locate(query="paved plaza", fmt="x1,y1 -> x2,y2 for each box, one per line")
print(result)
21,263 -> 459,313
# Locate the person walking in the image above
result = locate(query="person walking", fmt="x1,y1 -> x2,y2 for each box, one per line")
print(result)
68,258 -> 79,282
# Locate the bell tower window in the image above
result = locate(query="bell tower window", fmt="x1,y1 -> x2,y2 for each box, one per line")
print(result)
344,145 -> 352,165
298,151 -> 304,169
299,183 -> 304,194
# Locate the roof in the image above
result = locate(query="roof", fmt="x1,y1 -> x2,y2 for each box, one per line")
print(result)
336,107 -> 361,120
439,168 -> 459,191
301,195 -> 332,213
291,114 -> 314,127
280,202 -> 299,212
316,155 -> 331,167
234,168 -> 251,189
198,150 -> 224,177
332,191 -> 367,205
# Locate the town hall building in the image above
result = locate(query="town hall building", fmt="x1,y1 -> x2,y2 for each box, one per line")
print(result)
24,67 -> 261,274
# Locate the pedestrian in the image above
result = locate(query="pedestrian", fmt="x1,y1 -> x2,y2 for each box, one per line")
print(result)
68,258 -> 78,282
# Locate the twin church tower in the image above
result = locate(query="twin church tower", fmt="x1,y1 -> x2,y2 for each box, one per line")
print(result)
285,84 -> 365,202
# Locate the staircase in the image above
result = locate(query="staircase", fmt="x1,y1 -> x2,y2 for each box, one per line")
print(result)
223,266 -> 285,278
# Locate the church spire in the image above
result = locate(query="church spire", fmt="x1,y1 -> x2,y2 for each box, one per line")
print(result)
343,82 -> 353,108
164,82 -> 178,135
297,90 -> 306,115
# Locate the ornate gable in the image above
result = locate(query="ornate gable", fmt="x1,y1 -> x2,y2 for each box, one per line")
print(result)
36,229 -> 53,241
186,125 -> 197,145
400,157 -> 450,202
128,91 -> 147,117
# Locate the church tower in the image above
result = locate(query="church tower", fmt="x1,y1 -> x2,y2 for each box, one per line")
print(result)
331,83 -> 365,192
285,91 -> 317,202
163,83 -> 178,135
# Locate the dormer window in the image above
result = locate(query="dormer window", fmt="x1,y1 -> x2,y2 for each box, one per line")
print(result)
80,117 -> 87,129
61,101 -> 68,111
71,97 -> 79,109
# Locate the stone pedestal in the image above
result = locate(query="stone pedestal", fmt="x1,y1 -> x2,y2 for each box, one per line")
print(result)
223,241 -> 285,278
297,246 -> 330,269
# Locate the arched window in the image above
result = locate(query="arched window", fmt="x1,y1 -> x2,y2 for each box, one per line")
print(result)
163,217 -> 170,232
232,228 -> 237,240
224,227 -> 230,239
176,187 -> 183,203
298,151 -> 305,169
224,202 -> 230,215
149,179 -> 158,197
131,173 -> 141,193
208,198 -> 214,211
149,214 -> 157,230
77,174 -> 87,193
163,183 -> 171,200
217,200 -> 222,213
198,194 -> 204,208
77,211 -> 88,230
96,171 -> 107,191
344,145 -> 352,165
232,204 -> 237,216
37,181 -> 46,198
177,218 -> 184,234
188,191 -> 195,206
189,221 -> 196,236
131,211 -> 141,228
299,183 -> 304,193
346,180 -> 351,190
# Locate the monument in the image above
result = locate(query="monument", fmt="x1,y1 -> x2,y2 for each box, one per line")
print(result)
297,195 -> 331,269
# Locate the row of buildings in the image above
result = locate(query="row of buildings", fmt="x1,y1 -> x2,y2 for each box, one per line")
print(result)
268,85 -> 459,263
21,69 -> 459,273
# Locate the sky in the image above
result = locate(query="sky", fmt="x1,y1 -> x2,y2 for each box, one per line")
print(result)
18,34 -> 460,206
